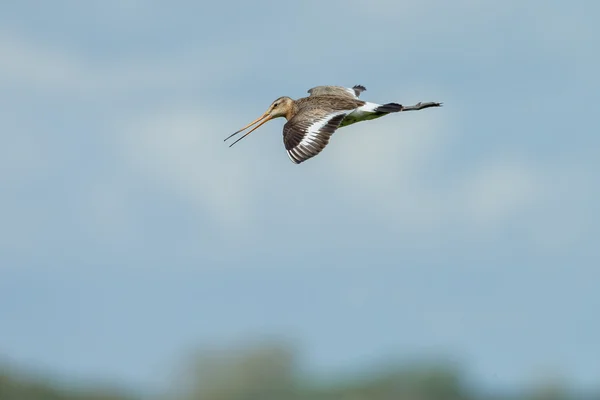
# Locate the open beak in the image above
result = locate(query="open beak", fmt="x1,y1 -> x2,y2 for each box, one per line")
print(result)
224,112 -> 273,147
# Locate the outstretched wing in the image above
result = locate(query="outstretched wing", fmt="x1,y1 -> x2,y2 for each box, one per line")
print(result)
307,85 -> 366,99
283,109 -> 349,164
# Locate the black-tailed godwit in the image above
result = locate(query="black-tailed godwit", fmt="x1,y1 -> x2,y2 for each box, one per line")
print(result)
224,85 -> 442,164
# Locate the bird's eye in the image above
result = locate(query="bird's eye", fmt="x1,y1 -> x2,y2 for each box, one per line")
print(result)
273,103 -> 279,107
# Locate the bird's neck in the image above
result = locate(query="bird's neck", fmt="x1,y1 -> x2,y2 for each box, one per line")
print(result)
285,101 -> 299,121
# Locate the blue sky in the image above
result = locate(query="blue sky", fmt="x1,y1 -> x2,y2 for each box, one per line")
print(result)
1,0 -> 599,394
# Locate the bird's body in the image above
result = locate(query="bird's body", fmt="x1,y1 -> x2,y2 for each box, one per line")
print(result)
225,84 -> 442,164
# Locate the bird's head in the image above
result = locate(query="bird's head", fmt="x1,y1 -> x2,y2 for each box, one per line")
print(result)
224,96 -> 294,147
266,96 -> 294,118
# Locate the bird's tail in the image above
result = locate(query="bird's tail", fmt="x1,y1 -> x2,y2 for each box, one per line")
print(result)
373,103 -> 403,113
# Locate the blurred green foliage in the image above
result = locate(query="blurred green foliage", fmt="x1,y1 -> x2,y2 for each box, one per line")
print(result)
0,341 -> 595,400
0,370 -> 136,400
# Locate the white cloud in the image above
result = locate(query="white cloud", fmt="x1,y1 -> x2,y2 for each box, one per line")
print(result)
0,114 -> 53,256
0,32 -> 82,90
330,111 -> 444,187
341,0 -> 598,71
77,178 -> 138,246
463,159 -> 540,228
116,108 -> 258,234
316,105 -> 585,254
0,120 -> 48,185
522,164 -> 597,255
0,29 -> 256,95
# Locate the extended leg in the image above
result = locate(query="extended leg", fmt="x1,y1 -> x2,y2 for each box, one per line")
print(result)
400,101 -> 443,111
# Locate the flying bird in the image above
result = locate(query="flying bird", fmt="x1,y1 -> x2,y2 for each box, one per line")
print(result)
224,85 -> 442,164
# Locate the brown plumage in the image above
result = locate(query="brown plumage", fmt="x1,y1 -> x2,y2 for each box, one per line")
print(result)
307,84 -> 367,99
224,84 -> 442,164
281,95 -> 365,163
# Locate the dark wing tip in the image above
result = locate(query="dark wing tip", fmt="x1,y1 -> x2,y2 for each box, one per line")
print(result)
352,85 -> 367,96
374,102 -> 403,113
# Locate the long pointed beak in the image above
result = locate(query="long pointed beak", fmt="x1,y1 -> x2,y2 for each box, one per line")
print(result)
224,113 -> 272,147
